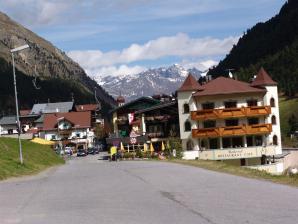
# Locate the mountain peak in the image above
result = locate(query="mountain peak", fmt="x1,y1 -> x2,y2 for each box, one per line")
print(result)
99,64 -> 202,101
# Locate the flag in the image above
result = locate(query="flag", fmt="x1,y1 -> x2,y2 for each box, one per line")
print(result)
128,113 -> 134,124
150,143 -> 154,153
161,141 -> 165,151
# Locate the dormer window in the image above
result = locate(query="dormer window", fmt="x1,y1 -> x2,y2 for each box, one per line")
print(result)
183,103 -> 190,114
202,102 -> 214,110
224,101 -> 237,108
247,99 -> 258,107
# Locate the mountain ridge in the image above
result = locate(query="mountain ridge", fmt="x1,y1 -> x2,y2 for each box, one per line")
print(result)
0,11 -> 116,114
97,64 -> 202,101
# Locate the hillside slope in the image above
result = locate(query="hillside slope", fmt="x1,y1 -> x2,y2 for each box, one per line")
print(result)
0,12 -> 116,113
208,0 -> 298,96
0,137 -> 64,180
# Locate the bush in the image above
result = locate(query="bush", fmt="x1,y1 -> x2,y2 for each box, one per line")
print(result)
167,138 -> 183,159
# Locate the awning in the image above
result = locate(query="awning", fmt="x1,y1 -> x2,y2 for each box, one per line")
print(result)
31,138 -> 55,145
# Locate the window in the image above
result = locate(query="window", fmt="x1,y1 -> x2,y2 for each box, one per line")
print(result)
248,117 -> 259,125
183,103 -> 190,113
270,98 -> 275,107
209,138 -> 218,149
273,135 -> 278,145
202,102 -> 214,110
224,101 -> 237,108
247,99 -> 258,107
271,115 -> 276,125
203,120 -> 216,128
76,133 -> 80,138
51,135 -> 56,140
247,136 -> 253,147
186,140 -> 194,151
255,136 -> 263,146
184,120 -> 191,132
225,119 -> 239,127
223,138 -> 231,148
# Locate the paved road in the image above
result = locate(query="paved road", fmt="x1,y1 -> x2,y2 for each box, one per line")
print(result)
0,155 -> 297,224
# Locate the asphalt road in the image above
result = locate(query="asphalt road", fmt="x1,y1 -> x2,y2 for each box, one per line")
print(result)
0,155 -> 297,224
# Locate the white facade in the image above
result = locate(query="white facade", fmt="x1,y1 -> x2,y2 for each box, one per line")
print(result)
0,124 -> 18,135
42,119 -> 94,148
177,75 -> 283,174
178,91 -> 199,155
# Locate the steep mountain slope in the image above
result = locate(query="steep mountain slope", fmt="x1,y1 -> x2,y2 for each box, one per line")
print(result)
208,0 -> 298,97
0,12 -> 116,114
99,64 -> 201,101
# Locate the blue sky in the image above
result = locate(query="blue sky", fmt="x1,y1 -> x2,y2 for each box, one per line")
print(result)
0,0 -> 286,78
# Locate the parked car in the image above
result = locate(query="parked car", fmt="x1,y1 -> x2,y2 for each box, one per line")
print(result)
64,147 -> 73,156
87,147 -> 95,155
94,147 -> 100,154
77,149 -> 87,157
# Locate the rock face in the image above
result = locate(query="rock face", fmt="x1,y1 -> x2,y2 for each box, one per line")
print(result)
0,11 -> 116,112
99,64 -> 201,101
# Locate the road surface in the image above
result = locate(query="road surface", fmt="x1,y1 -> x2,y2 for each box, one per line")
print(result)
0,155 -> 297,224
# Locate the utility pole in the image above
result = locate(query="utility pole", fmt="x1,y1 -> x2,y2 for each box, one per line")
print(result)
10,44 -> 30,164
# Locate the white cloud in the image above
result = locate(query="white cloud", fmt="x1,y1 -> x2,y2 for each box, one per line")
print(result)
182,59 -> 218,71
68,33 -> 238,68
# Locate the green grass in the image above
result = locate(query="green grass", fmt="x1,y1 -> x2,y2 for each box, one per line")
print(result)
279,97 -> 298,147
0,137 -> 64,180
168,159 -> 298,187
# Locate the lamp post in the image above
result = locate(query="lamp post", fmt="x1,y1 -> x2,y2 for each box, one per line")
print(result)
10,44 -> 30,165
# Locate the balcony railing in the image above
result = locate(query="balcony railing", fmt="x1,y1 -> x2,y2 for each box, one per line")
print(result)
191,106 -> 271,120
192,123 -> 272,138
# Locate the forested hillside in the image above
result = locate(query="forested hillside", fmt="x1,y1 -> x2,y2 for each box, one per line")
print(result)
209,0 -> 298,97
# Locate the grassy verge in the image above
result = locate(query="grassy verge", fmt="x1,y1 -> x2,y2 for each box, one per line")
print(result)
279,97 -> 298,147
0,137 -> 64,180
168,159 -> 298,187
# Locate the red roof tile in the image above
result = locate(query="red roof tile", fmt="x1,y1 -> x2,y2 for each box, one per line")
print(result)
193,77 -> 266,97
251,67 -> 277,87
20,110 -> 31,116
43,111 -> 91,131
178,74 -> 203,92
75,104 -> 98,112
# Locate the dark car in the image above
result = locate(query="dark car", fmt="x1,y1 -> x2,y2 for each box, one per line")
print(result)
94,147 -> 100,154
77,149 -> 87,157
87,147 -> 95,155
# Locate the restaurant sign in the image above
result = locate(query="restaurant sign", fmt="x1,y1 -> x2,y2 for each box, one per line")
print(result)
215,149 -> 256,159
200,147 -> 273,160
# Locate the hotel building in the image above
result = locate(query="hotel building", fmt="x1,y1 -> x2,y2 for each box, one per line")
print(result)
177,68 -> 283,173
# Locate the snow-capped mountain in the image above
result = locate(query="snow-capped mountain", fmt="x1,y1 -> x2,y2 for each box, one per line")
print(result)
95,64 -> 202,101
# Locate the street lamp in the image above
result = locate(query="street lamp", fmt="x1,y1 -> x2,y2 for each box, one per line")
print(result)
10,44 -> 30,164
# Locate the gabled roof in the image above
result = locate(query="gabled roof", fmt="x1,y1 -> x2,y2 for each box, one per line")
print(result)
193,77 -> 266,97
251,67 -> 277,87
75,104 -> 99,112
0,116 -> 16,125
31,102 -> 74,114
43,112 -> 91,131
178,74 -> 202,92
20,110 -> 31,116
111,97 -> 160,113
135,101 -> 177,114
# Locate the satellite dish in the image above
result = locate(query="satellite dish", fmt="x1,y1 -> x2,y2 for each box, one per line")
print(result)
225,68 -> 235,79
32,65 -> 41,90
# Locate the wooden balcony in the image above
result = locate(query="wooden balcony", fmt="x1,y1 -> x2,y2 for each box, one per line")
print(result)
191,106 -> 271,120
192,123 -> 272,138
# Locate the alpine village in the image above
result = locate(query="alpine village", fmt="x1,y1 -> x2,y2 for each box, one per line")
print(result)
1,1 -> 298,224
